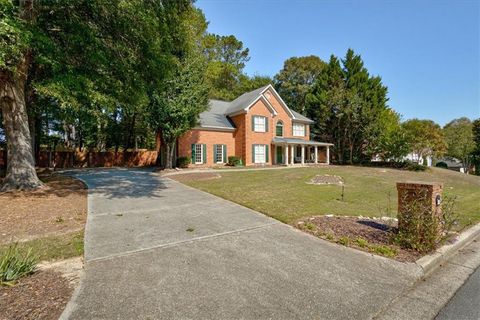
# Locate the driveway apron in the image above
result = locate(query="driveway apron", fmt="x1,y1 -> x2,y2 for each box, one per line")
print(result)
62,168 -> 419,320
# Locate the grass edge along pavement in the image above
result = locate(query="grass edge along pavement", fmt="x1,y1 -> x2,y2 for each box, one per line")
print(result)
173,166 -> 480,262
177,166 -> 480,227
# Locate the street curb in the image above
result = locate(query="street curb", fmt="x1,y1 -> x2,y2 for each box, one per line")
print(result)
415,223 -> 480,277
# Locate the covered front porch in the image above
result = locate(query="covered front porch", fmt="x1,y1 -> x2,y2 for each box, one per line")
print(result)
272,137 -> 333,166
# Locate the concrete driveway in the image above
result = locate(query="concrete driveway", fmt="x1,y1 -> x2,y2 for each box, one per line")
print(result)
62,168 -> 420,320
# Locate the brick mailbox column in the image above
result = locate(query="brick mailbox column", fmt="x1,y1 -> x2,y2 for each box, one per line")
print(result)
396,182 -> 444,244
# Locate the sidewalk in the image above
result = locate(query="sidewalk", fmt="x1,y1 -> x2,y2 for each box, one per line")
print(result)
375,236 -> 480,319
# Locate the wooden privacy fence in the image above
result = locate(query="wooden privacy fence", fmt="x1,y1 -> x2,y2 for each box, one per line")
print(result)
0,150 -> 158,169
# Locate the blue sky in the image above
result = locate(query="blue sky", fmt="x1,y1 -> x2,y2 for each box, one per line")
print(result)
196,0 -> 480,125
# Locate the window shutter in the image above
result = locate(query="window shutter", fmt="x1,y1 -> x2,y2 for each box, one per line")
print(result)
223,145 -> 227,163
191,144 -> 195,164
213,144 -> 217,163
251,116 -> 255,131
265,117 -> 268,132
265,145 -> 269,163
252,144 -> 255,163
203,144 -> 206,164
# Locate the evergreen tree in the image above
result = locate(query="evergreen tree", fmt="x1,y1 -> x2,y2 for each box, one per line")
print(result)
203,34 -> 250,100
306,49 -> 389,164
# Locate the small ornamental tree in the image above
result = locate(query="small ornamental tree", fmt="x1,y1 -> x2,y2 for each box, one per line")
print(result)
149,55 -> 209,169
443,117 -> 475,173
402,119 -> 446,161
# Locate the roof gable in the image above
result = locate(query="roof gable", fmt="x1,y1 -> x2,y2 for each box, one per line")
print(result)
196,84 -> 313,130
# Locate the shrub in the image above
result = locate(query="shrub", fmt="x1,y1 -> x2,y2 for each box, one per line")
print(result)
362,160 -> 427,171
404,161 -> 427,172
436,161 -> 448,169
441,195 -> 459,234
393,189 -> 440,253
0,244 -> 37,286
227,156 -> 242,166
176,156 -> 190,168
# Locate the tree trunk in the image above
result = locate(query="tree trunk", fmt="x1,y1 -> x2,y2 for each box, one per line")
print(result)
0,57 -> 43,191
155,129 -> 162,166
164,142 -> 175,169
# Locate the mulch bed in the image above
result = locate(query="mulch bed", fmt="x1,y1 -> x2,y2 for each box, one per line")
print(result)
308,174 -> 344,185
297,216 -> 423,262
0,172 -> 87,244
169,172 -> 221,183
0,270 -> 73,320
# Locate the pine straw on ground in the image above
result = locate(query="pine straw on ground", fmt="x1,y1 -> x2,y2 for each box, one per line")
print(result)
0,172 -> 87,244
0,270 -> 73,320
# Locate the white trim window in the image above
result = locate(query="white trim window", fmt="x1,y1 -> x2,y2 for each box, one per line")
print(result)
254,144 -> 266,164
253,116 -> 267,132
215,144 -> 224,163
293,123 -> 305,137
194,144 -> 203,164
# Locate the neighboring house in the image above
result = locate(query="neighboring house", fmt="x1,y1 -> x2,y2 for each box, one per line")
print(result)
177,85 -> 333,167
404,153 -> 433,167
436,157 -> 466,173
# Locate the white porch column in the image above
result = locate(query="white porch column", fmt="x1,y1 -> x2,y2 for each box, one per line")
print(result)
314,146 -> 318,164
301,145 -> 305,165
284,144 -> 289,165
290,145 -> 295,164
326,146 -> 330,165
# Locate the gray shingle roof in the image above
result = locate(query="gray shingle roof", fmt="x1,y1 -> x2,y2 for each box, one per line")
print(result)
272,137 -> 333,146
225,85 -> 269,115
291,110 -> 314,123
196,85 -> 313,130
198,100 -> 235,129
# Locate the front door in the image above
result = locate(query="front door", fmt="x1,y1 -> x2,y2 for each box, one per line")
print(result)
276,146 -> 283,164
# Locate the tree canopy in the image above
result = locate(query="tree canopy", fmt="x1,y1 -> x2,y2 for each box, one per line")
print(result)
443,117 -> 475,171
402,119 -> 446,161
274,55 -> 326,113
305,49 -> 391,164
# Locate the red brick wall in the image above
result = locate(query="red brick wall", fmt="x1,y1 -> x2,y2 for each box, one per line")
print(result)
263,88 -> 310,140
0,150 -> 158,169
177,88 -> 314,167
177,130 -> 235,167
231,114 -> 246,163
245,99 -> 275,165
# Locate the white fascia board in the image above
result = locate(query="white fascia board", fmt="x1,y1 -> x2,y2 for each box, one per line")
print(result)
243,96 -> 277,116
192,126 -> 236,132
261,84 -> 295,119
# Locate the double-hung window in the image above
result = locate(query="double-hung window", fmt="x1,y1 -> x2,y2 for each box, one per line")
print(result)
191,144 -> 205,164
293,123 -> 305,136
214,144 -> 225,163
253,116 -> 267,132
252,144 -> 269,164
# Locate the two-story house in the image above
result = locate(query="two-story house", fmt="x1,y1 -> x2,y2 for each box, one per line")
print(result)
177,84 -> 332,167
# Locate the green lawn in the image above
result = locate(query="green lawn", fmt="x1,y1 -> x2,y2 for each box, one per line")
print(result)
0,231 -> 84,262
180,166 -> 480,228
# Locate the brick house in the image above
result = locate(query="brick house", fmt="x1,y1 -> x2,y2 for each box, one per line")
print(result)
177,85 -> 333,167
